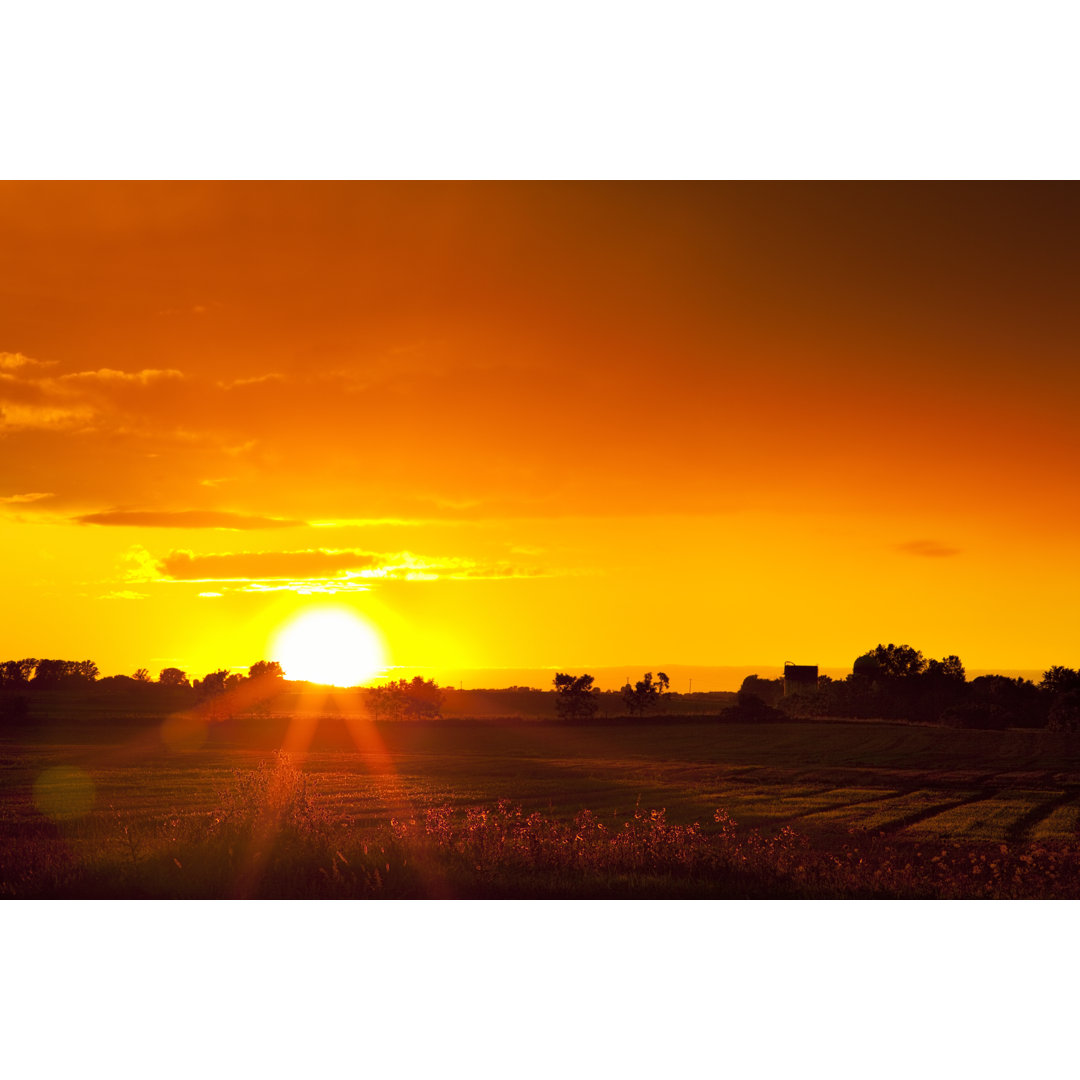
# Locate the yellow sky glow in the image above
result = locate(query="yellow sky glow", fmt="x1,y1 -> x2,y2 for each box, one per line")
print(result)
1,183 -> 1078,687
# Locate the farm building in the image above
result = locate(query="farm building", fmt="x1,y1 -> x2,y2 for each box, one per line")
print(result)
783,663 -> 818,696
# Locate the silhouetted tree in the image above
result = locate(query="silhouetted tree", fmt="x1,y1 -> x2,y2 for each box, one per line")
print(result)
924,655 -> 965,683
244,661 -> 286,717
32,659 -> 98,687
158,667 -> 190,688
622,671 -> 671,715
0,659 -> 37,687
968,675 -> 1045,729
370,677 -> 443,721
853,643 -> 926,681
133,668 -> 151,682
738,674 -> 784,706
553,673 -> 599,721
74,660 -> 99,682
1040,667 -> 1080,697
196,669 -> 229,696
248,661 -> 285,682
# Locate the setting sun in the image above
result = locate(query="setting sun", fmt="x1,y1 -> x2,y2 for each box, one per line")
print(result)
271,607 -> 386,687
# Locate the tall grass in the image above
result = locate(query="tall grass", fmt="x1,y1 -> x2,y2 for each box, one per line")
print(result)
6,752 -> 1080,898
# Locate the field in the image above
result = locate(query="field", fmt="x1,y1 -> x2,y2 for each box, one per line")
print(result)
6,714 -> 1080,898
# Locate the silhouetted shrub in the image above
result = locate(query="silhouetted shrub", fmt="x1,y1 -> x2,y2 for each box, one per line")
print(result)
738,674 -> 784,706
940,703 -> 1009,730
1048,691 -> 1080,734
370,677 -> 443,721
719,692 -> 786,722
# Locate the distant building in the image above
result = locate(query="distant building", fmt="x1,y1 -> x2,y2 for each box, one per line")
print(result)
783,663 -> 818,697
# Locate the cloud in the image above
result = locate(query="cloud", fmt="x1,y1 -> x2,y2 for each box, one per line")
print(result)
160,549 -> 381,581
0,352 -> 56,371
59,368 -> 184,386
120,545 -> 163,583
76,510 -> 307,529
152,547 -> 549,591
0,402 -> 97,430
99,590 -> 149,600
0,359 -> 184,433
309,517 -> 453,528
217,374 -> 286,389
0,349 -> 596,521
0,492 -> 53,504
895,539 -> 961,558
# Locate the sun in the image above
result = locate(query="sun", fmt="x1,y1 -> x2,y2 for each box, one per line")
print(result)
271,607 -> 386,687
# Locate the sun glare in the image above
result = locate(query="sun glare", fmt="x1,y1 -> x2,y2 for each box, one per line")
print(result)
271,607 -> 386,687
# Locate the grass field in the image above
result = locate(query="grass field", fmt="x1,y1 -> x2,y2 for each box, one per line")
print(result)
5,715 -> 1080,898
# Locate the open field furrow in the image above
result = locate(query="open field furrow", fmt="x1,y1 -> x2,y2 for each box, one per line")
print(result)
859,789 -> 991,835
897,791 -> 1038,840
8,717 -> 1080,906
1005,789 -> 1080,843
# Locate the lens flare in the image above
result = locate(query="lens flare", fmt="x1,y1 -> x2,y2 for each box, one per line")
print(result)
271,606 -> 386,687
33,766 -> 95,821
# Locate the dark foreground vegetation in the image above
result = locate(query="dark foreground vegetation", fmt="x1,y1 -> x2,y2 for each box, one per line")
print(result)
8,750 -> 1080,899
7,716 -> 1080,898
6,642 -> 1080,898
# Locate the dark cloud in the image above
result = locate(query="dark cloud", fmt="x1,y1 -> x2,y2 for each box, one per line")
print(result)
896,539 -> 961,558
76,510 -> 307,530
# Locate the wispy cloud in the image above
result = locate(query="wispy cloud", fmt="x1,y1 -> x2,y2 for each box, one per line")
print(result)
0,402 -> 97,430
0,358 -> 184,433
98,590 -> 148,600
120,545 -> 164,583
160,549 -> 381,581
76,510 -> 307,530
151,546 -> 549,592
0,492 -> 54,504
0,352 -> 57,371
216,373 -> 285,389
59,368 -> 184,387
895,539 -> 961,558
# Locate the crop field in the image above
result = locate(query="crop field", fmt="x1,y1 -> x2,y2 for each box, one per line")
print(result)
5,715 -> 1080,898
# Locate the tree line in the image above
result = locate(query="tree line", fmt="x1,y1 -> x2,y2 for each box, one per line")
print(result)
0,657 -> 284,693
0,658 -> 287,721
737,643 -> 1080,733
6,645 -> 1080,731
552,670 -> 672,720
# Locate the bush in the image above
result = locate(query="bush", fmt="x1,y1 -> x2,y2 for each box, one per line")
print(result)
940,703 -> 1009,730
370,677 -> 443,721
1048,691 -> 1080,734
719,692 -> 786,722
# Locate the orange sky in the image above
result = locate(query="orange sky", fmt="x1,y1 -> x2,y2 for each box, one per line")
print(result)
1,182 -> 1077,686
